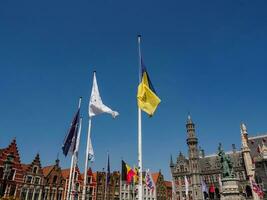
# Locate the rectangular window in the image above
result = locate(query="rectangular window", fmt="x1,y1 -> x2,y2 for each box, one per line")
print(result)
35,177 -> 40,184
88,176 -> 92,184
26,176 -> 32,183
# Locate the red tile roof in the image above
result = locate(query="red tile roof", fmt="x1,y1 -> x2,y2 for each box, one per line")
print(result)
61,168 -> 71,179
92,172 -> 97,181
42,165 -> 54,177
151,172 -> 159,184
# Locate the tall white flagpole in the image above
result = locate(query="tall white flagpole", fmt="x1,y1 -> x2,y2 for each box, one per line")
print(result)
82,117 -> 92,200
71,117 -> 83,200
67,153 -> 75,200
67,97 -> 82,200
137,35 -> 143,200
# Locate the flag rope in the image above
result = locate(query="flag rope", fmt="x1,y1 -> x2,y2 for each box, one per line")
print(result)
137,35 -> 143,200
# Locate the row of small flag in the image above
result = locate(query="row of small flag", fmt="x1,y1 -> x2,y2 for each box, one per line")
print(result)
122,160 -> 155,191
252,179 -> 264,198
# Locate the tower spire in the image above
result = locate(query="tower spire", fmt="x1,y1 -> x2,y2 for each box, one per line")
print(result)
185,114 -> 202,200
170,154 -> 174,167
186,114 -> 196,139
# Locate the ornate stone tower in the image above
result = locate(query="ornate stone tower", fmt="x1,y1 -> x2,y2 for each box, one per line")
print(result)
241,123 -> 254,177
186,115 -> 202,200
240,123 -> 260,200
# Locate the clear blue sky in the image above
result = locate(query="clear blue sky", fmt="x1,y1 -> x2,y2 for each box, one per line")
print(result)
0,0 -> 267,180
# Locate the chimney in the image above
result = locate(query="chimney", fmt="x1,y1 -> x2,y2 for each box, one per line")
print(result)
199,146 -> 205,158
232,144 -> 236,153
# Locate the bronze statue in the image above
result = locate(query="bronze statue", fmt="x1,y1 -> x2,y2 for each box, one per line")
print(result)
218,143 -> 234,178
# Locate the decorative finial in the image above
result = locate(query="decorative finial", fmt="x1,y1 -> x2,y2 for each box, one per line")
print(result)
186,113 -> 193,124
170,154 -> 174,167
241,123 -> 247,133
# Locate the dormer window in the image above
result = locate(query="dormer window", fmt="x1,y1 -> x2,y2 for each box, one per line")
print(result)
33,166 -> 38,174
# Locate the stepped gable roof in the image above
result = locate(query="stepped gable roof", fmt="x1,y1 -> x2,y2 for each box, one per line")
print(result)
0,139 -> 22,164
20,154 -> 44,176
248,134 -> 267,158
28,154 -> 43,174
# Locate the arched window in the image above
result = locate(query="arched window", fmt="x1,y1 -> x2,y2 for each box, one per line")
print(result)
33,166 -> 38,174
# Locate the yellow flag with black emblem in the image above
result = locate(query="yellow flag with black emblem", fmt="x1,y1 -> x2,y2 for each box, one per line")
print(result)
137,59 -> 161,116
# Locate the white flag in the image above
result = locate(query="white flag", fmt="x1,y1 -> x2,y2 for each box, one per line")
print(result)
89,72 -> 119,118
185,175 -> 189,197
88,135 -> 94,162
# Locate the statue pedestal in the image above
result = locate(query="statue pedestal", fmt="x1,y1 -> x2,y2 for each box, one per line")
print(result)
221,178 -> 243,200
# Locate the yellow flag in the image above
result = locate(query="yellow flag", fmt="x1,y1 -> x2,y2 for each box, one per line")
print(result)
137,72 -> 161,116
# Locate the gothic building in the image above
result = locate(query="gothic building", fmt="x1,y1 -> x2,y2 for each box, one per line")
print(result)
164,180 -> 173,200
151,171 -> 168,200
0,139 -> 91,200
20,153 -> 44,200
0,139 -> 24,199
170,116 -> 267,200
42,159 -> 66,200
95,171 -> 120,200
61,166 -> 84,199
80,168 -> 97,200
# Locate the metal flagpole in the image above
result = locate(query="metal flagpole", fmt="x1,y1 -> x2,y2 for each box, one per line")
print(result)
71,117 -> 83,200
137,35 -> 143,200
104,152 -> 109,200
119,159 -> 122,200
82,117 -> 92,200
67,97 -> 82,200
67,153 -> 75,200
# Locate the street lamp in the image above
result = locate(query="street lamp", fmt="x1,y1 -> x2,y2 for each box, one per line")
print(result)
0,153 -> 15,197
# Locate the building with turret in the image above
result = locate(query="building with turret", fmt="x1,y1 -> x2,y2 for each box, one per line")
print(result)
170,116 -> 267,200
